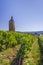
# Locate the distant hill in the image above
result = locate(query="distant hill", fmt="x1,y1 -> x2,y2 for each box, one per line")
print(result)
29,31 -> 43,35
17,31 -> 43,35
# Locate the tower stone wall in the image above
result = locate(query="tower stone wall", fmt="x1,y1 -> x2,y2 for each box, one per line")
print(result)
9,16 -> 15,31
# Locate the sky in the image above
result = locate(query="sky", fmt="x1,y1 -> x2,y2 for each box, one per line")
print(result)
0,0 -> 43,32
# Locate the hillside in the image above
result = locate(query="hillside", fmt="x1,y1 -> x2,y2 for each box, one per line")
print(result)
18,31 -> 43,35
0,31 -> 43,65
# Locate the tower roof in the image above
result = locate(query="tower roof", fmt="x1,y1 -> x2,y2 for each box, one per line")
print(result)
9,16 -> 14,22
11,16 -> 13,20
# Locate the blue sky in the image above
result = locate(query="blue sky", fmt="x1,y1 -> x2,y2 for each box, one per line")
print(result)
0,0 -> 43,32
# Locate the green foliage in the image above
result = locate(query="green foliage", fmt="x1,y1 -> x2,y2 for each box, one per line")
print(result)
0,31 -> 17,50
17,35 -> 37,58
0,31 -> 42,65
39,36 -> 43,47
0,58 -> 10,65
0,31 -> 35,51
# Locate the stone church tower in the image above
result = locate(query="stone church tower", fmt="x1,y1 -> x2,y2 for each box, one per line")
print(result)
9,16 -> 15,31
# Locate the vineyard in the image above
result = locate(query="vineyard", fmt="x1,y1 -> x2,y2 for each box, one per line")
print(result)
0,31 -> 43,65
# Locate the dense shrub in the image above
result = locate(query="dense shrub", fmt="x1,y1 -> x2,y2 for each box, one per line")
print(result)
0,31 -> 34,51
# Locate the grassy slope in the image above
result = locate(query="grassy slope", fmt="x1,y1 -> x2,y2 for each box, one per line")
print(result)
11,36 -> 41,65
21,39 -> 40,65
0,31 -> 42,65
0,44 -> 21,65
0,40 -> 41,65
